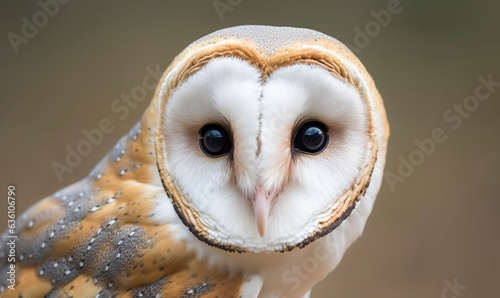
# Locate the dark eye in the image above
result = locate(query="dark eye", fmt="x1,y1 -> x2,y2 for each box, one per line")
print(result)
199,124 -> 232,157
293,121 -> 329,154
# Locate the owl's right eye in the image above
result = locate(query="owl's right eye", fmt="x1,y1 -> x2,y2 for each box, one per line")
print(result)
199,124 -> 232,157
293,121 -> 329,154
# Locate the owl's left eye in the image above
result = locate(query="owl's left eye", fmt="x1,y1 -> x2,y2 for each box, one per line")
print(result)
293,121 -> 329,154
199,124 -> 232,157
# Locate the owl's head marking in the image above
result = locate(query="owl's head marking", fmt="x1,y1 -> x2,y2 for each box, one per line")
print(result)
153,26 -> 383,253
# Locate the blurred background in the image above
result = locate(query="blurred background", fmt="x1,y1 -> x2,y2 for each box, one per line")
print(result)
1,0 -> 499,297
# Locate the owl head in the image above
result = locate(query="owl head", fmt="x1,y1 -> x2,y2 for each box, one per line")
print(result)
151,25 -> 389,253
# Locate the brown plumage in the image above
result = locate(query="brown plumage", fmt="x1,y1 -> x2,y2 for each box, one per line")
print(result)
0,122 -> 249,297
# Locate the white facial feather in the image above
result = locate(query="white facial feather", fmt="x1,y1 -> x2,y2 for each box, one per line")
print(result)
162,57 -> 369,252
164,58 -> 262,244
260,64 -> 368,241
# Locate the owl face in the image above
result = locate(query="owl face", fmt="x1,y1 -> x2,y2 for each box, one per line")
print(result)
154,26 -> 384,253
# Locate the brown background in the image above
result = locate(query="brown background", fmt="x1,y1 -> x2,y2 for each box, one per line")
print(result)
1,1 -> 499,297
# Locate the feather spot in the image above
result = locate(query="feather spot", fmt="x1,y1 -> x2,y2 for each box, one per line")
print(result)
183,282 -> 214,297
95,289 -> 112,298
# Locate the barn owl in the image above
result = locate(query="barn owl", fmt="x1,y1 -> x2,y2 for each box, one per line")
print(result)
0,25 -> 389,298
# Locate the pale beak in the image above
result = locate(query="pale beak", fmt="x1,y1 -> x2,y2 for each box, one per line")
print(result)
251,185 -> 272,237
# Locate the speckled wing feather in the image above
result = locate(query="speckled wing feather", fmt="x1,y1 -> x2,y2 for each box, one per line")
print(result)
0,126 -> 255,296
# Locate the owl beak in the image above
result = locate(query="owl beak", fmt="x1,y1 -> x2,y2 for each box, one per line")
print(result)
252,185 -> 272,237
